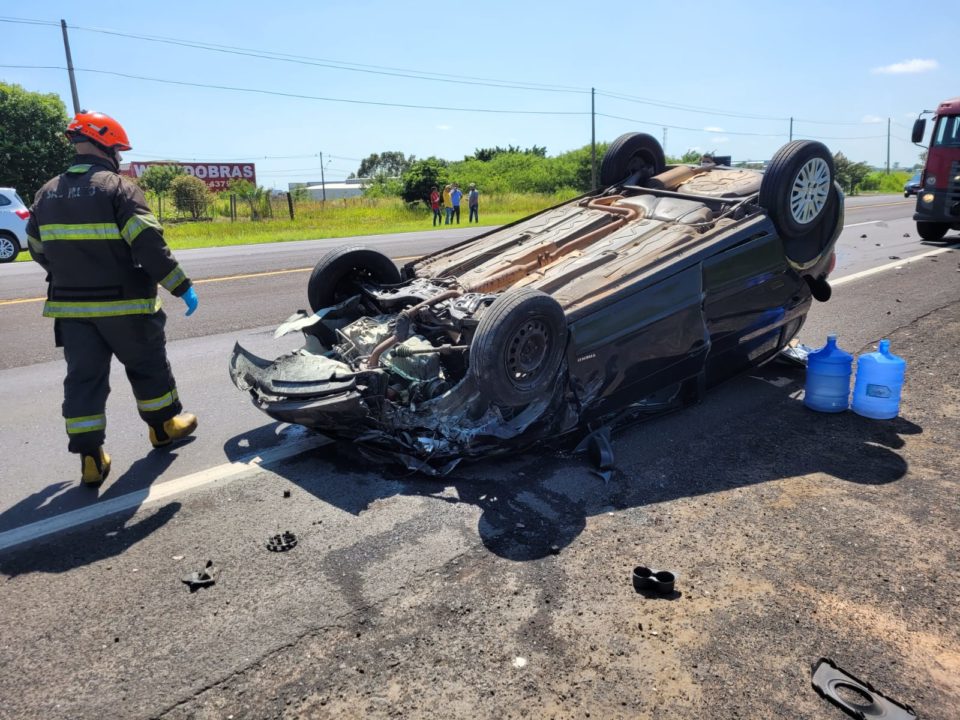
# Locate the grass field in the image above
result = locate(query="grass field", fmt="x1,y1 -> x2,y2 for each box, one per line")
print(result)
159,191 -> 576,251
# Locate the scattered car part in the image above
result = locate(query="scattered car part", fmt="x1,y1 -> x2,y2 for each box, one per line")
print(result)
575,426 -> 615,469
266,531 -> 298,552
283,490 -> 291,498
811,658 -> 916,720
632,566 -> 677,595
776,339 -> 815,367
181,560 -> 216,592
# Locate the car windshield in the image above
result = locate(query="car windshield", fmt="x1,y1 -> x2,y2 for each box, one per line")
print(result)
932,115 -> 960,147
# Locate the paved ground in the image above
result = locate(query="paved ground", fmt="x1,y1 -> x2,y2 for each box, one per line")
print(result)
0,245 -> 956,718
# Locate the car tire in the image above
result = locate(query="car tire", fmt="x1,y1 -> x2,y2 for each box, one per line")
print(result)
599,133 -> 666,187
916,221 -> 949,242
760,140 -> 836,240
470,287 -> 567,407
307,246 -> 401,312
0,233 -> 19,263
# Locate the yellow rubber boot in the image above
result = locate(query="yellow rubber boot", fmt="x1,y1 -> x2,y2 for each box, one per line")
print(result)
81,448 -> 111,487
149,413 -> 198,448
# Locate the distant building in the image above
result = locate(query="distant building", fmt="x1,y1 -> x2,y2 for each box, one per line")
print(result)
289,177 -> 370,201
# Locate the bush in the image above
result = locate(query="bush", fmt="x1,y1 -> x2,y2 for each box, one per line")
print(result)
170,175 -> 212,220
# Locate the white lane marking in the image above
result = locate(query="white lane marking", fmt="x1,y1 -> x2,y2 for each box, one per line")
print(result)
832,245 -> 955,287
0,434 -> 331,552
843,220 -> 886,228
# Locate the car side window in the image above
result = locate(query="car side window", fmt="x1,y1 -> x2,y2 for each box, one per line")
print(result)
0,194 -> 11,207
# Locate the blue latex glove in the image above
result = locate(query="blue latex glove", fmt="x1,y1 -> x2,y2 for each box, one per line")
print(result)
181,287 -> 198,316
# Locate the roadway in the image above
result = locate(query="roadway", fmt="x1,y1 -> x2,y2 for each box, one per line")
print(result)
0,195 -> 951,537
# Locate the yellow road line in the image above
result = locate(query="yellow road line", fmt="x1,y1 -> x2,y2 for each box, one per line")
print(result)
0,255 -> 423,306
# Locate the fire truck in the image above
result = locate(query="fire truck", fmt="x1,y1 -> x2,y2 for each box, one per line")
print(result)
911,97 -> 960,241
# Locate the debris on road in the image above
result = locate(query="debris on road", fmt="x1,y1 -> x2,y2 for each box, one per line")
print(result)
575,425 -> 615,470
181,560 -> 216,593
811,658 -> 916,719
632,566 -> 677,595
283,490 -> 291,499
266,532 -> 298,552
776,339 -> 815,367
889,255 -> 901,260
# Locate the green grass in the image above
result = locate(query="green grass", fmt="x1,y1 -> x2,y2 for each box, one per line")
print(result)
14,192 -> 576,261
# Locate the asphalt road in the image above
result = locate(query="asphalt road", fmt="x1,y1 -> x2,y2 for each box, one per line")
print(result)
0,195 -> 952,536
0,216 -> 956,719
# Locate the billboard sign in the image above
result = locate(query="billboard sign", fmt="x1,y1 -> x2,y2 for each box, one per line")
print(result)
123,162 -> 256,192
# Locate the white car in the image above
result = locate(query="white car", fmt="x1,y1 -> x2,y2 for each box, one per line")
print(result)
0,188 -> 30,263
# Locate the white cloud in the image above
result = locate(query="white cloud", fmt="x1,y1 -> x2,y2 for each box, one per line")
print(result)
436,124 -> 451,131
861,114 -> 884,124
871,58 -> 938,74
703,126 -> 724,133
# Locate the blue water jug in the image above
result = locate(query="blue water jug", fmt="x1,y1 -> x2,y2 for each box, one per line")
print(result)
804,334 -> 853,412
852,339 -> 906,419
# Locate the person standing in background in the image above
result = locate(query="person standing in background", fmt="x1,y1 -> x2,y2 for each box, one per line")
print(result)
443,184 -> 453,225
450,183 -> 463,224
468,183 -> 480,223
429,186 -> 441,226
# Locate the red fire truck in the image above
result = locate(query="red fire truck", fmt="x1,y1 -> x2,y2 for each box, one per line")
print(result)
911,97 -> 960,241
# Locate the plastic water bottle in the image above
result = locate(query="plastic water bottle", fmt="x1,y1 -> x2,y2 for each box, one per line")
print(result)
804,334 -> 853,412
852,339 -> 906,419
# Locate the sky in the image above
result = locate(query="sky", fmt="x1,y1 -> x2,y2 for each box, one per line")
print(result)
2,1 -> 956,190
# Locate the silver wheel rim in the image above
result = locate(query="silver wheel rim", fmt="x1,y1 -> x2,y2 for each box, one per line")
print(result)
790,157 -> 830,225
0,237 -> 14,260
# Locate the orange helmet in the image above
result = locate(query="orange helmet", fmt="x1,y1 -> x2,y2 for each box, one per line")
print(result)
66,110 -> 132,151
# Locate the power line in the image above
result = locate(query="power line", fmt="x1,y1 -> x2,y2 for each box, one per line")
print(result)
596,90 -> 786,122
1,64 -> 590,116
0,16 -> 588,95
597,112 -> 786,138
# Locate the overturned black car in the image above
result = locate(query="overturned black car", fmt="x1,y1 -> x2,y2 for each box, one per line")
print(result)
230,134 -> 843,473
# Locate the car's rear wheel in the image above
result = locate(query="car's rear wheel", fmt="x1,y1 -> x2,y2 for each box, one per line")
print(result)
307,246 -> 401,312
470,288 -> 567,407
916,221 -> 949,242
599,133 -> 666,187
760,140 -> 836,241
0,233 -> 19,263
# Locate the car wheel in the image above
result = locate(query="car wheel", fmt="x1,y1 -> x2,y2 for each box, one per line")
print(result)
0,233 -> 19,263
599,133 -> 666,187
916,221 -> 949,242
470,287 -> 567,407
760,140 -> 836,240
307,246 -> 401,312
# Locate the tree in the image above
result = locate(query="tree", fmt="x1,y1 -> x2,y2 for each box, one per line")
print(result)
401,158 -> 448,204
138,165 -> 186,221
0,82 -> 74,201
470,145 -> 547,162
228,178 -> 267,220
357,151 -> 414,179
170,175 -> 211,220
833,152 -> 870,195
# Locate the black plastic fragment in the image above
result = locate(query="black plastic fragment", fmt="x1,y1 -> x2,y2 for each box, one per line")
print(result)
632,566 -> 676,595
811,658 -> 916,720
181,560 -> 216,592
283,490 -> 291,498
267,531 -> 298,552
574,426 -> 615,470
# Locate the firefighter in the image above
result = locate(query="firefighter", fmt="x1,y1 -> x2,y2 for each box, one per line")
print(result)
25,110 -> 199,487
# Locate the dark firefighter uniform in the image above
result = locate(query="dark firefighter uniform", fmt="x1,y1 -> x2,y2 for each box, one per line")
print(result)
26,154 -> 192,455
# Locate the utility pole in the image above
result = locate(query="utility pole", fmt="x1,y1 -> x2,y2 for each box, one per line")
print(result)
590,87 -> 596,190
319,151 -> 327,202
662,127 -> 668,156
886,117 -> 891,174
60,20 -> 80,114
789,117 -> 793,142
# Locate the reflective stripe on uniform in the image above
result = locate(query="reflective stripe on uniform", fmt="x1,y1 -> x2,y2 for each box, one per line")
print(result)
136,388 -> 179,413
66,164 -> 93,174
27,234 -> 43,255
65,414 -> 106,435
120,213 -> 163,244
160,265 -> 187,293
43,297 -> 161,318
38,223 -> 122,242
